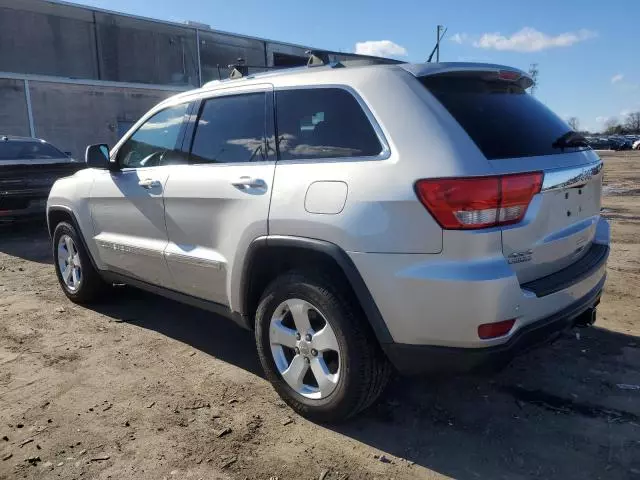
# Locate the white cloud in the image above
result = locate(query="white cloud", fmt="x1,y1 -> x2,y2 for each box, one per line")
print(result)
450,33 -> 468,44
611,73 -> 624,84
472,27 -> 597,52
354,40 -> 407,58
595,116 -> 609,123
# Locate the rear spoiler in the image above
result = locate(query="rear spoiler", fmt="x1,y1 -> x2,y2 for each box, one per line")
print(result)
401,62 -> 534,89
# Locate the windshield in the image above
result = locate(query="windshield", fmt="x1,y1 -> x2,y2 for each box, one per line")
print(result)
420,74 -> 590,160
0,140 -> 68,161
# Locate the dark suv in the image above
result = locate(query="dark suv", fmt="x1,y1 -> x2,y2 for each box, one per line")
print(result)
0,136 -> 83,223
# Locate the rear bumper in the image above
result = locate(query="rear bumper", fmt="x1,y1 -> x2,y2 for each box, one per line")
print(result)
384,276 -> 604,375
348,217 -> 610,373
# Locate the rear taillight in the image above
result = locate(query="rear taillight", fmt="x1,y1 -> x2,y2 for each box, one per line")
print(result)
415,172 -> 543,230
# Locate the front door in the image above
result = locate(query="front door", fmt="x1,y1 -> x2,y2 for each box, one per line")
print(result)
89,102 -> 190,287
162,85 -> 276,307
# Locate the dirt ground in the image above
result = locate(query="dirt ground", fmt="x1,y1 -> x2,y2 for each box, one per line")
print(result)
1,151 -> 639,480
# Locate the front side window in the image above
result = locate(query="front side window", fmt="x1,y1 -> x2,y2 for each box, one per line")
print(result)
275,88 -> 382,161
189,93 -> 267,164
117,103 -> 189,168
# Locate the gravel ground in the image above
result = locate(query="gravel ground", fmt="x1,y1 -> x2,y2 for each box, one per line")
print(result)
1,151 -> 639,480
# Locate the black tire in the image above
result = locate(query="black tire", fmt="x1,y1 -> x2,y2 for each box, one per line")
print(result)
255,271 -> 391,422
52,221 -> 108,304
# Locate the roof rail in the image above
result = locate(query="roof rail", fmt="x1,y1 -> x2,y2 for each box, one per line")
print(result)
228,58 -> 249,79
306,50 -> 331,67
218,52 -> 402,82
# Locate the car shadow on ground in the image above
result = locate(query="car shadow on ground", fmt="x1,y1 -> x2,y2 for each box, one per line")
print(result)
339,325 -> 640,479
94,287 -> 263,377
0,221 -> 52,264
90,287 -> 640,480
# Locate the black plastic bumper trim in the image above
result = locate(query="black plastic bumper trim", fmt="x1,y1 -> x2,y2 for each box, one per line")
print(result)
384,275 -> 605,375
521,243 -> 609,297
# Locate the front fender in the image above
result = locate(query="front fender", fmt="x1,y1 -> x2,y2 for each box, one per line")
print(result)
47,170 -> 104,270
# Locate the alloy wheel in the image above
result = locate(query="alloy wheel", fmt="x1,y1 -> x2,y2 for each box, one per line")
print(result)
57,234 -> 82,292
269,298 -> 341,399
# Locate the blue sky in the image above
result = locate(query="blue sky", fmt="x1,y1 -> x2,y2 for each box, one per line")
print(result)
75,0 -> 640,132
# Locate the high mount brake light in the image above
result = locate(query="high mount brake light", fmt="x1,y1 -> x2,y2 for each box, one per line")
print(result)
498,70 -> 521,81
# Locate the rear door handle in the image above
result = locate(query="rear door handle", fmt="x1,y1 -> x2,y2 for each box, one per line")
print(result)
231,176 -> 266,190
138,178 -> 162,189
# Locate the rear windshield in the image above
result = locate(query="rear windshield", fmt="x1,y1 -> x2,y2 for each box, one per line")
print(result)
420,75 -> 589,160
0,140 -> 67,161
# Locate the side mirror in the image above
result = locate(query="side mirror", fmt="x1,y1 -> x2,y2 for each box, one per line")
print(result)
85,144 -> 110,169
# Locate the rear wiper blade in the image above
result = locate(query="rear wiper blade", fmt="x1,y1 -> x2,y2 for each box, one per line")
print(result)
552,131 -> 589,150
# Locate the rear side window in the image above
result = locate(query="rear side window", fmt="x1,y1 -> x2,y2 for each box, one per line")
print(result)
420,75 -> 589,160
0,140 -> 66,161
190,93 -> 267,164
276,88 -> 382,160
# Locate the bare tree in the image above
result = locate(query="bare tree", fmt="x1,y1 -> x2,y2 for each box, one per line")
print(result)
567,117 -> 580,131
625,112 -> 640,133
605,118 -> 623,135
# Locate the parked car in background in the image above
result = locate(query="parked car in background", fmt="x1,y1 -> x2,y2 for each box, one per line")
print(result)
585,137 -> 611,150
609,136 -> 634,151
0,136 -> 84,223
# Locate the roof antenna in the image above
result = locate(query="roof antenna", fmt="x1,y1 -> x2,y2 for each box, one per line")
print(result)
426,25 -> 447,63
228,58 -> 248,79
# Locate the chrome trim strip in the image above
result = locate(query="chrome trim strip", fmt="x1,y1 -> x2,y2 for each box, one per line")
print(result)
96,240 -> 162,258
541,161 -> 603,192
165,251 -> 225,270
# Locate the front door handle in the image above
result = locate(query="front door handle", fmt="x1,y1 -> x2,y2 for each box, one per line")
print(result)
138,178 -> 162,189
231,177 -> 266,190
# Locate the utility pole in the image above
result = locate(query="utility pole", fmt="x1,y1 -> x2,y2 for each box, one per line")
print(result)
528,63 -> 539,96
428,25 -> 447,63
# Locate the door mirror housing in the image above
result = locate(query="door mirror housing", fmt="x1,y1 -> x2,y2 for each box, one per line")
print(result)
85,144 -> 111,169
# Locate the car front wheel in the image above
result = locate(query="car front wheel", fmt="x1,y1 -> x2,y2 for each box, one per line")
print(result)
52,222 -> 107,303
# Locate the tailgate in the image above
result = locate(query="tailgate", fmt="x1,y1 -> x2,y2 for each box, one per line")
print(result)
490,152 -> 603,283
418,69 -> 603,284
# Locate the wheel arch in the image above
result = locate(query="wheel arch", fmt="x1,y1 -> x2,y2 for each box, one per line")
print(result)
239,235 -> 393,345
47,206 -> 100,272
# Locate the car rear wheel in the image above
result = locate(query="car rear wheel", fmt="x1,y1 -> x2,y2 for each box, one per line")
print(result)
53,222 -> 108,303
255,272 -> 391,422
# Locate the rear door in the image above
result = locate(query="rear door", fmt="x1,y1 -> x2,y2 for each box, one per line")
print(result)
421,72 -> 603,283
162,84 -> 275,306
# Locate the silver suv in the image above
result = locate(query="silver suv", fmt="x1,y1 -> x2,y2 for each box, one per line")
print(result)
47,61 -> 610,422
